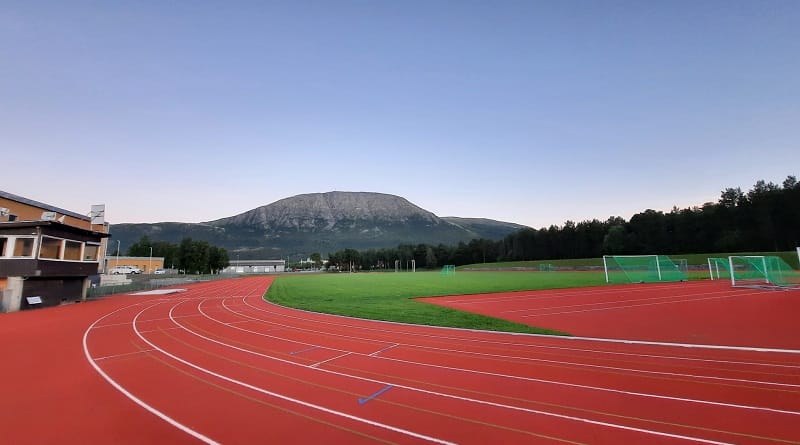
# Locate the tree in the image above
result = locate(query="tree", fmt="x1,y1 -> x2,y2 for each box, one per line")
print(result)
177,238 -> 210,274
425,246 -> 437,269
310,253 -> 322,268
602,225 -> 626,254
208,246 -> 229,273
719,187 -> 745,208
127,236 -> 153,257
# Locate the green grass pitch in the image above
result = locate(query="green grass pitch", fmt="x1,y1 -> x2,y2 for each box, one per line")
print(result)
265,271 -> 611,335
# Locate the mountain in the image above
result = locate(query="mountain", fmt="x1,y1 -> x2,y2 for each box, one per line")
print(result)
108,192 -> 527,258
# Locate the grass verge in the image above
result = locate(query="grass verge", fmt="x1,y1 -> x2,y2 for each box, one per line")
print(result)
265,271 -> 612,335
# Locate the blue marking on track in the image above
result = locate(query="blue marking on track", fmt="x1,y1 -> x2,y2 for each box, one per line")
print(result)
358,385 -> 394,405
290,346 -> 319,355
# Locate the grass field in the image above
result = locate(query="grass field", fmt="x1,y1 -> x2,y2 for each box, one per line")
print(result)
264,251 -> 799,335
265,270 -> 612,334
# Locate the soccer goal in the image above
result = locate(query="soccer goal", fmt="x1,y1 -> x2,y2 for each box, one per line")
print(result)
729,255 -> 800,289
603,255 -> 688,284
440,265 -> 456,276
707,257 -> 732,281
538,263 -> 554,272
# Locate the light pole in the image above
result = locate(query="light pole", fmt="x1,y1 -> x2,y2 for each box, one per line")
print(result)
149,246 -> 153,274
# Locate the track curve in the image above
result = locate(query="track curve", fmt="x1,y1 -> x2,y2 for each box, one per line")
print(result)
83,276 -> 800,444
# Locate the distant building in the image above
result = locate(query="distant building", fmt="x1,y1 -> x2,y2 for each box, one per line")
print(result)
223,259 -> 285,274
105,255 -> 165,274
0,190 -> 110,312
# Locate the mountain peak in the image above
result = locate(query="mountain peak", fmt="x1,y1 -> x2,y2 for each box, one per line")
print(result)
110,191 -> 527,258
209,191 -> 440,229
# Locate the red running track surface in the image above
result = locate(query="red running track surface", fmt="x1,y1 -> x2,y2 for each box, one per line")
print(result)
1,276 -> 799,444
422,280 -> 800,349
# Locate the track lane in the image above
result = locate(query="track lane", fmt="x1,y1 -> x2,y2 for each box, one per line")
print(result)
83,276 -> 800,444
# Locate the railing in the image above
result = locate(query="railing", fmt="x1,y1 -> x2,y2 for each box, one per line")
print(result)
87,273 -> 240,298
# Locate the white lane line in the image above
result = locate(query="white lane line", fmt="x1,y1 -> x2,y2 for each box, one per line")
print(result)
83,301 -> 220,445
93,349 -> 158,361
370,344 -> 400,357
521,294 -> 742,317
311,352 -> 353,368
251,297 -> 800,355
135,302 -> 455,445
501,290 -> 739,314
228,299 -> 800,388
242,300 -> 800,369
217,300 -> 800,417
191,300 -> 732,444
139,326 -> 184,334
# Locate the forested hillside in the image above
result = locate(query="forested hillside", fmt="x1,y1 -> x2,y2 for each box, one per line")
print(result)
324,176 -> 799,270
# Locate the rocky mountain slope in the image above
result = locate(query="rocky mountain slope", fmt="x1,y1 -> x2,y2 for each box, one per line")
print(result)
109,192 -> 527,258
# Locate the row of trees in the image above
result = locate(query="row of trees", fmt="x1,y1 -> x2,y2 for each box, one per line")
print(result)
326,176 -> 800,270
125,236 -> 230,274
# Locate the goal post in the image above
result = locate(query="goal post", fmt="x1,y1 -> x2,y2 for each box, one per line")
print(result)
603,255 -> 688,284
707,257 -> 731,281
729,255 -> 800,289
440,265 -> 455,276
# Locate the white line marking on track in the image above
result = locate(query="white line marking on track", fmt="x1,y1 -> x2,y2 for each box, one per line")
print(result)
521,294 -> 742,317
93,349 -> 157,361
230,298 -> 800,387
136,302 -> 456,445
190,299 -> 736,444
219,299 -> 800,417
311,352 -> 353,368
369,344 -> 399,357
83,302 -> 220,445
254,296 -> 800,355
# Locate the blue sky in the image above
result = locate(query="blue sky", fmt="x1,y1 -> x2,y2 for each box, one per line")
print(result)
2,1 -> 798,228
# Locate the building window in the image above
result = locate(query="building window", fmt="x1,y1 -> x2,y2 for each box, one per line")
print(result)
39,236 -> 62,260
13,238 -> 34,257
64,240 -> 82,261
0,237 -> 6,257
84,243 -> 100,261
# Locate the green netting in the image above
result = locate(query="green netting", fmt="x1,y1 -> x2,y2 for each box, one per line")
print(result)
538,264 -> 554,272
707,257 -> 732,280
603,255 -> 688,284
440,265 -> 456,276
674,259 -> 689,275
730,256 -> 800,289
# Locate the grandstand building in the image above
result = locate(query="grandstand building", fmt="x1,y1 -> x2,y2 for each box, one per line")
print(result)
223,259 -> 286,274
0,190 -> 109,312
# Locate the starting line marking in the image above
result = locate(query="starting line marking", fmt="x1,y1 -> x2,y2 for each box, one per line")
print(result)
358,385 -> 394,405
93,348 -> 157,361
290,346 -> 320,356
310,352 -> 352,368
369,343 -> 399,357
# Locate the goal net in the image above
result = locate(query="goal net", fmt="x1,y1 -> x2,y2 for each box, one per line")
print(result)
440,265 -> 456,276
729,256 -> 800,289
707,257 -> 732,281
603,255 -> 688,284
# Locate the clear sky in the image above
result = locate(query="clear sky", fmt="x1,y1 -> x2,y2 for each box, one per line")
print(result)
2,1 -> 798,228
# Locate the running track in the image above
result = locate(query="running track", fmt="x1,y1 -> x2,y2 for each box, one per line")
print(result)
2,276 -> 799,444
422,280 -> 800,349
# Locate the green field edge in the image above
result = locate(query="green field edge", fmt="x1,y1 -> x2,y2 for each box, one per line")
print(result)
261,271 -> 632,336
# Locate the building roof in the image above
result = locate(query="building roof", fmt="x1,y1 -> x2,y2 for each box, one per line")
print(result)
229,260 -> 286,266
0,220 -> 109,237
0,190 -> 91,221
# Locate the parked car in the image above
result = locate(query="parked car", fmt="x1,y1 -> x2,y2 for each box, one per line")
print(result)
109,265 -> 142,275
153,268 -> 166,275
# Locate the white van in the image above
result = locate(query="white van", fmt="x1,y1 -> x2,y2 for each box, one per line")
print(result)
109,265 -> 142,275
